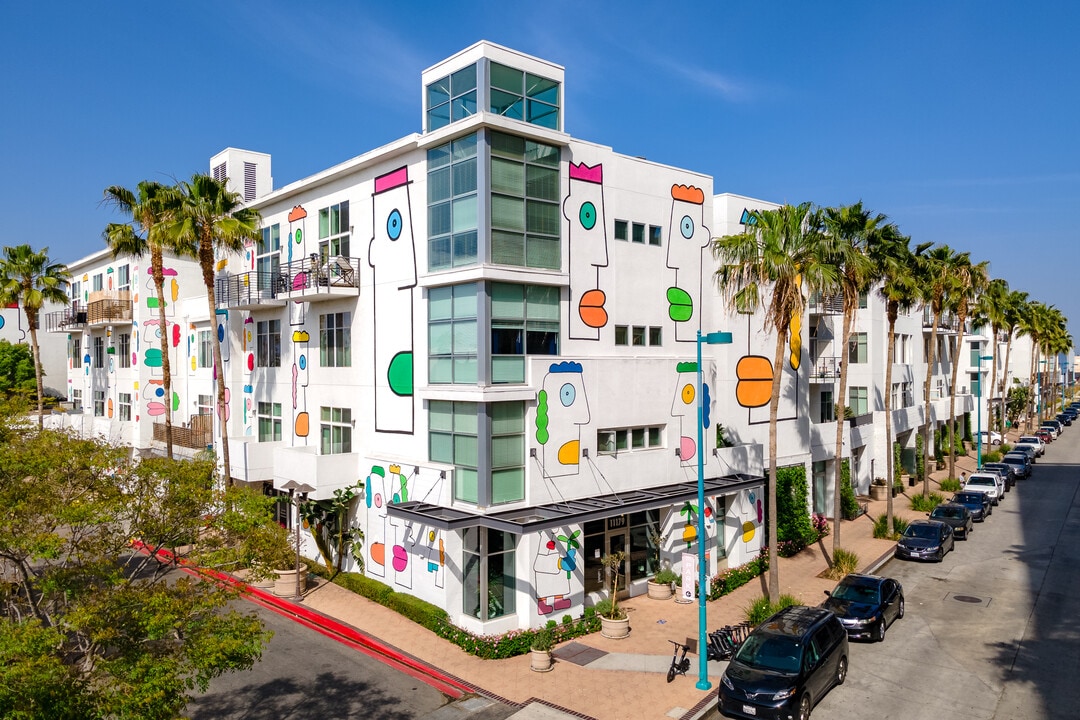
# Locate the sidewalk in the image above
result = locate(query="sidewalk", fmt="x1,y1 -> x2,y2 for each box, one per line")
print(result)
247,440 -> 1004,720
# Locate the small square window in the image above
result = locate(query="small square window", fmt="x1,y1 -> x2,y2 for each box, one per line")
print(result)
614,220 -> 628,241
597,430 -> 616,454
632,428 -> 645,448
632,223 -> 645,243
648,426 -> 662,447
649,225 -> 662,246
649,327 -> 662,346
615,325 -> 628,345
632,326 -> 646,346
615,429 -> 628,450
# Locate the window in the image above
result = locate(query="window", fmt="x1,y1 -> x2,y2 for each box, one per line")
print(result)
597,425 -> 664,454
649,327 -> 662,346
490,402 -> 525,503
848,332 -> 868,364
649,225 -> 662,247
426,63 -> 477,131
71,281 -> 81,303
970,344 -> 982,367
490,283 -> 559,383
429,400 -> 479,502
858,290 -> 868,309
614,325 -> 660,346
92,274 -> 103,292
118,392 -> 131,421
258,402 -> 282,442
489,131 -> 560,269
319,406 -> 352,454
197,394 -> 213,417
118,333 -> 130,368
117,264 -> 130,292
320,312 -> 351,368
970,372 -> 981,398
69,336 -> 81,365
820,389 -> 835,423
462,527 -> 516,621
428,134 -> 478,270
428,284 -> 477,384
632,222 -> 645,244
257,320 -> 281,368
629,509 -> 661,580
614,220 -> 628,241
71,389 -> 82,411
92,336 -> 104,368
93,390 -> 104,417
615,325 -> 628,345
257,223 -> 280,292
197,330 -> 212,369
318,202 -> 350,259
489,62 -> 560,130
632,326 -> 646,346
849,386 -> 868,416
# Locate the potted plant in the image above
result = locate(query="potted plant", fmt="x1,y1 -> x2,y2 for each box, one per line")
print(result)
647,566 -> 678,600
597,551 -> 629,638
530,625 -> 556,672
870,477 -> 889,502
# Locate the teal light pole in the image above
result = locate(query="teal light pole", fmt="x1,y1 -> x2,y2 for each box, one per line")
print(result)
695,330 -> 732,690
976,355 -> 993,468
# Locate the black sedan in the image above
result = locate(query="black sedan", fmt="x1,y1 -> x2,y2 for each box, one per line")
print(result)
951,491 -> 992,521
821,573 -> 905,642
894,520 -> 954,562
928,503 -> 974,540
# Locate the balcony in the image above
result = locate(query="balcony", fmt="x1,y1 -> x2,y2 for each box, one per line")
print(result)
277,255 -> 361,303
152,414 -> 213,450
86,292 -> 133,326
808,292 -> 843,315
809,355 -> 841,382
216,270 -> 289,311
45,304 -> 88,332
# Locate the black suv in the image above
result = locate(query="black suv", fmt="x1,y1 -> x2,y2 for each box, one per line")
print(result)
719,605 -> 848,719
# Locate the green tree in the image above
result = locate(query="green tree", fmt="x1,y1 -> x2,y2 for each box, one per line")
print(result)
945,255 -> 987,481
0,411 -> 271,719
0,339 -> 37,397
168,174 -> 261,485
0,245 -> 71,428
712,202 -> 837,602
103,181 -> 182,458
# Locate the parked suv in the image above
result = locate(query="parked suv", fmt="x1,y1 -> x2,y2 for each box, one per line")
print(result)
1000,452 -> 1032,479
964,472 -> 1003,505
1040,420 -> 1062,438
980,463 -> 1016,490
1017,435 -> 1045,456
718,605 -> 848,720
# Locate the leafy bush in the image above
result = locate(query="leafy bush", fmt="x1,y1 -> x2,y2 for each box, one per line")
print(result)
1000,442 -> 1012,454
984,450 -> 1002,463
840,460 -> 861,520
812,513 -> 831,540
776,465 -> 815,547
706,556 -> 769,601
592,597 -> 626,621
531,626 -> 555,651
910,492 -> 944,512
916,434 -> 925,481
823,548 -> 859,580
893,516 -> 910,536
651,567 -> 679,584
744,594 -> 800,625
939,478 -> 962,492
872,513 -> 908,540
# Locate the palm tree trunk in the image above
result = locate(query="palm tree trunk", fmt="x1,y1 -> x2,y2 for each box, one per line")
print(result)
151,248 -> 174,459
1001,333 -> 1014,436
989,327 -> 1000,439
201,240 -> 231,486
833,308 -> 854,553
766,328 -> 786,604
884,309 -> 898,533
923,311 -> 941,497
946,306 -> 966,482
29,319 -> 44,429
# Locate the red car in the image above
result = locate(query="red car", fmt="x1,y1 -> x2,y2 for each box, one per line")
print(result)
1036,429 -> 1053,443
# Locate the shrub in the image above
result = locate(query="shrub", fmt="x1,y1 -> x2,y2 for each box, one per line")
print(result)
706,556 -> 769,601
531,626 -> 555,652
939,478 -> 962,492
812,513 -> 831,540
744,594 -> 800,625
651,567 -> 679,584
910,492 -> 944,512
916,434 -> 925,481
592,598 -> 626,621
984,450 -> 1002,463
872,513 -> 909,540
840,460 -> 861,520
1000,442 -> 1012,454
777,465 -> 816,547
823,548 -> 859,580
893,516 -> 910,536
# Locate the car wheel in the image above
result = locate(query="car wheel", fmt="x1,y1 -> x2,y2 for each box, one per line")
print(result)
898,596 -> 905,619
836,655 -> 848,685
875,621 -> 886,642
798,693 -> 812,720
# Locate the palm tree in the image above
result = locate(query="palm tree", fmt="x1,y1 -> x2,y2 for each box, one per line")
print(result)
0,245 -> 71,427
712,202 -> 837,602
973,278 -> 1009,439
103,181 -> 180,458
168,174 -> 261,485
997,289 -> 1028,437
945,256 -> 987,481
915,244 -> 965,496
821,202 -> 884,552
870,228 -> 916,534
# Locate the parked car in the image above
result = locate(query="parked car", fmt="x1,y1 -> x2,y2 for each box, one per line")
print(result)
1018,435 -> 1046,456
1011,443 -> 1039,464
1036,429 -> 1054,444
1000,452 -> 1032,479
821,573 -> 904,643
1058,412 -> 1075,426
718,605 -> 848,720
980,462 -> 1016,490
894,520 -> 955,562
964,472 -> 1003,505
975,430 -> 1003,446
951,491 -> 992,521
928,503 -> 973,540
1040,421 -> 1062,438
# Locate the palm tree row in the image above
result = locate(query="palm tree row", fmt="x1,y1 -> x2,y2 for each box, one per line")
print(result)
712,202 -> 1070,602
103,175 -> 260,481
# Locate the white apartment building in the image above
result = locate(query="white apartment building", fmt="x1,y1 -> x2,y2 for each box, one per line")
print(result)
50,42 -> 1023,634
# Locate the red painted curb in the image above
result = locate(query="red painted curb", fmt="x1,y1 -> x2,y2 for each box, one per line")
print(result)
130,540 -> 471,698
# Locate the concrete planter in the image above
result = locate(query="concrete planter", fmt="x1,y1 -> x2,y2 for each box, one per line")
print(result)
600,615 -> 630,639
869,484 -> 890,501
529,649 -> 553,672
646,580 -> 674,600
272,567 -> 308,597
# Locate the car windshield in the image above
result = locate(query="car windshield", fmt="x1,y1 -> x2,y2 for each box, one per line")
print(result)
967,477 -> 994,487
832,580 -> 880,604
931,506 -> 962,519
734,633 -> 802,673
1019,437 -> 1039,443
953,494 -> 981,504
904,524 -> 939,540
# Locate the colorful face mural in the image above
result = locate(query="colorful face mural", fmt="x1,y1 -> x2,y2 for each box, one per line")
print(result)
739,314 -> 801,425
535,361 -> 590,478
563,162 -> 608,340
732,487 -> 763,555
533,528 -> 579,615
362,461 -> 444,591
678,499 -> 714,552
665,184 -> 710,343
670,361 -> 719,476
369,166 -> 417,434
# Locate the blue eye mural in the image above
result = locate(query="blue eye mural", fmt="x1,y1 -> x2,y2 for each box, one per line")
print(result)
560,382 -> 576,407
387,209 -> 403,240
680,215 -> 694,239
579,201 -> 596,230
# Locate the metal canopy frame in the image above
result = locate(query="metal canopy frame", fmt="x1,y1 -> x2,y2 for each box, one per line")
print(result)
385,473 -> 764,534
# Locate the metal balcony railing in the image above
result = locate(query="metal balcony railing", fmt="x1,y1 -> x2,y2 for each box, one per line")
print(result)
45,304 -> 89,332
86,298 -> 132,325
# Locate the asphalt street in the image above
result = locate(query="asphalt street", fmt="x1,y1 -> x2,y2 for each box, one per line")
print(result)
812,435 -> 1080,720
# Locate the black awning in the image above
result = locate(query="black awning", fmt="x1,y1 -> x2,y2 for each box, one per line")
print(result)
385,473 -> 764,534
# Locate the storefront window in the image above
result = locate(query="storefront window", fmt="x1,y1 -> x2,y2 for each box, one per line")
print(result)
628,510 -> 660,581
462,528 -> 517,620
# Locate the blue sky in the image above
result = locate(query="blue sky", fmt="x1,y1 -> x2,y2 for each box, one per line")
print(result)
3,1 -> 1078,340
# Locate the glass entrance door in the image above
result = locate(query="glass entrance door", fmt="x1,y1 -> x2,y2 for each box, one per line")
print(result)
607,530 -> 628,597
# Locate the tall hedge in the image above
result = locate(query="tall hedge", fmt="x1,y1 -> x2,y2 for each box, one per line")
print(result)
776,464 -> 815,546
